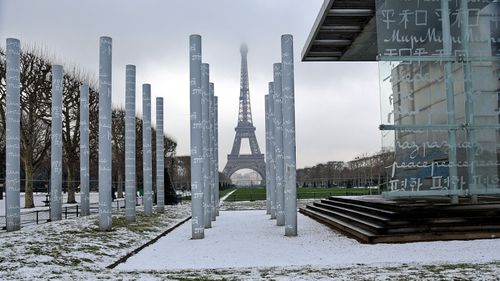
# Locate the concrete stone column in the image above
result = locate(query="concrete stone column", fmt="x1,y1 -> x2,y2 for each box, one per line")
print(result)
5,38 -> 21,231
209,83 -> 216,222
268,82 -> 277,219
189,34 -> 204,239
214,96 -> 220,216
201,63 -> 211,228
99,36 -> 113,231
156,97 -> 165,213
143,84 -> 153,216
50,65 -> 63,221
125,65 -> 136,221
282,34 -> 297,236
80,85 -> 90,216
265,94 -> 271,215
273,63 -> 285,226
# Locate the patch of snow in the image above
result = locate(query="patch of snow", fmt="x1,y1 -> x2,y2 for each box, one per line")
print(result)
118,210 -> 500,271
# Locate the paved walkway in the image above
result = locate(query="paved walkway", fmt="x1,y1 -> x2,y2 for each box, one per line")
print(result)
117,209 -> 500,271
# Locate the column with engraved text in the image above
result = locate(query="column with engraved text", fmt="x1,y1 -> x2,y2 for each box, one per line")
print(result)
190,35 -> 204,238
50,65 -> 63,221
125,65 -> 137,221
5,38 -> 21,231
80,85 -> 90,216
99,36 -> 113,231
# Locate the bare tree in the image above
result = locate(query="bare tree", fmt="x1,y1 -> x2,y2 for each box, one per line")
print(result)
19,52 -> 52,208
112,108 -> 126,198
61,71 -> 97,203
1,47 -> 180,208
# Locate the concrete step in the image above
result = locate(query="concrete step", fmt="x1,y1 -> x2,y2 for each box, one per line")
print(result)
302,195 -> 500,243
299,207 -> 376,243
307,204 -> 385,234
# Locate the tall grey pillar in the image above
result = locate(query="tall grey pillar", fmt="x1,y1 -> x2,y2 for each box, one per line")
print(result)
156,97 -> 165,213
143,84 -> 153,216
201,63 -> 212,228
80,85 -> 90,216
190,34 -> 204,239
50,65 -> 63,221
214,96 -> 220,216
282,34 -> 297,236
268,82 -> 277,219
99,36 -> 113,231
5,38 -> 21,231
125,65 -> 136,221
209,83 -> 216,222
265,95 -> 271,215
273,63 -> 285,226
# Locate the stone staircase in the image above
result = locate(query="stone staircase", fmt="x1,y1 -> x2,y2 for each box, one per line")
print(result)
299,196 -> 500,244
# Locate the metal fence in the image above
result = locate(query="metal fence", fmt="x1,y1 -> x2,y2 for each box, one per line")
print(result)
0,198 -> 130,231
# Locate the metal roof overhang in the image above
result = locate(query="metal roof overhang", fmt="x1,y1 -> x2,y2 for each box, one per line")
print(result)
302,0 -> 377,62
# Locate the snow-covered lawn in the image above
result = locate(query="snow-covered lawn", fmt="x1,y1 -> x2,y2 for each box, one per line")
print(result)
1,198 -> 500,280
0,204 -> 191,280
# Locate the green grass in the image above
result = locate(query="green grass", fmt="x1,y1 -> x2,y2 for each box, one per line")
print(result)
182,188 -> 236,201
219,188 -> 236,198
182,186 -> 378,202
224,187 -> 378,201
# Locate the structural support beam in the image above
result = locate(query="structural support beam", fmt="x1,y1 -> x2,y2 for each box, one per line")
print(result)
459,0 -> 477,203
125,65 -> 136,221
190,34 -> 204,239
80,84 -> 90,216
440,0 -> 458,204
5,38 -> 21,231
282,34 -> 297,236
269,82 -> 277,220
328,9 -> 374,16
156,97 -> 165,213
312,39 -> 351,46
214,96 -> 220,216
99,36 -> 113,231
143,84 -> 153,216
201,63 -> 212,228
319,26 -> 362,32
50,65 -> 64,221
273,63 -> 285,226
209,83 -> 216,222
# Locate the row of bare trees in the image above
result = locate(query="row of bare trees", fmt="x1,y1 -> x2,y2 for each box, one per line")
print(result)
168,155 -> 232,192
297,151 -> 394,188
0,47 -> 177,208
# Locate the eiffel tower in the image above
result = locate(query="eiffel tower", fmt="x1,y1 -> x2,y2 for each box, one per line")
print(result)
223,44 -> 266,185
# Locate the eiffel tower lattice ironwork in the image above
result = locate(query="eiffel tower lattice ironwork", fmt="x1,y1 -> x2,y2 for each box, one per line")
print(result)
223,44 -> 266,185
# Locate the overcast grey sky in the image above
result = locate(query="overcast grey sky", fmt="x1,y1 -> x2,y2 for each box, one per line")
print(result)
0,0 -> 381,169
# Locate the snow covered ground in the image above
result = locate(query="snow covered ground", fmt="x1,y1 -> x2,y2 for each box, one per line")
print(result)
0,204 -> 191,280
1,198 -> 500,280
118,210 -> 500,271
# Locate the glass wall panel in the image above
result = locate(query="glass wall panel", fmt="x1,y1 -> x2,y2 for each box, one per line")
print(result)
376,0 -> 499,196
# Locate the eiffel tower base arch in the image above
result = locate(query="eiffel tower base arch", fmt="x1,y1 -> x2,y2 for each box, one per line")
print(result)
223,155 -> 266,186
